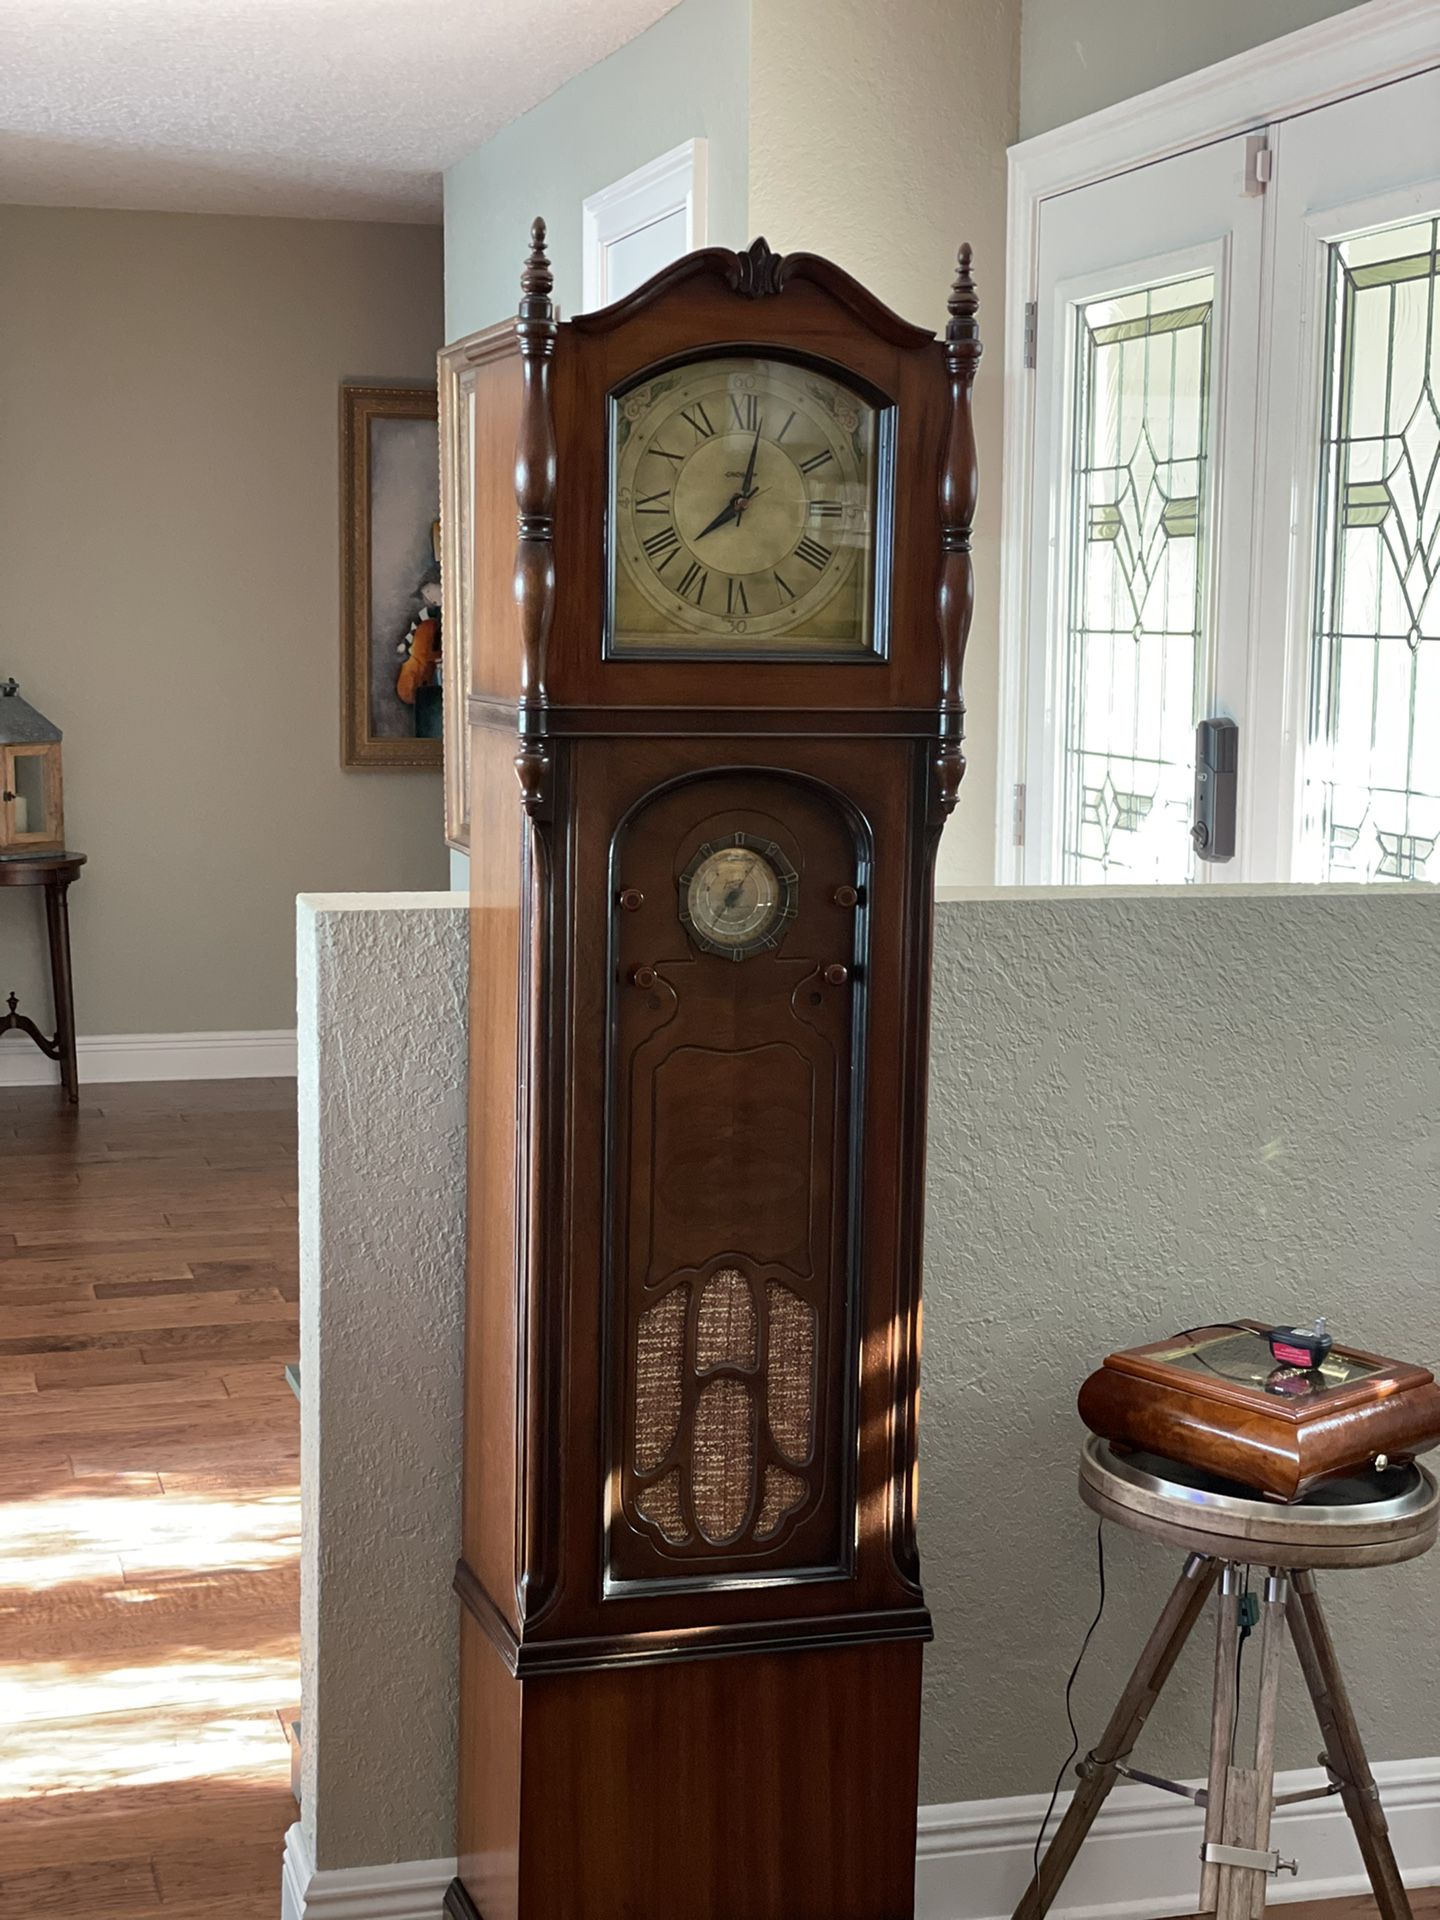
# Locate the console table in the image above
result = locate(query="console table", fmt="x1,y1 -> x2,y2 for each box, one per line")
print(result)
0,852 -> 85,1102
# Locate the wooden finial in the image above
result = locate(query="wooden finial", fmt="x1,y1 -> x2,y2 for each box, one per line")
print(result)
947,243 -> 979,342
936,241 -> 982,820
520,216 -> 554,311
513,215 -> 559,816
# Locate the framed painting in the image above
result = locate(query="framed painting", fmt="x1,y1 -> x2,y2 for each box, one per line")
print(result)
340,384 -> 442,769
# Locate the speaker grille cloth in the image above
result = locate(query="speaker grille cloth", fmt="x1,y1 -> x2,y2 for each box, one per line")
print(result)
765,1281 -> 816,1463
696,1267 -> 757,1371
691,1376 -> 755,1543
634,1285 -> 687,1474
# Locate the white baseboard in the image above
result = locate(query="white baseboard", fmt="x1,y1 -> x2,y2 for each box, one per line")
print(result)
281,1761 -> 1440,1920
0,1027 -> 296,1086
917,1757 -> 1440,1920
282,1825 -> 457,1920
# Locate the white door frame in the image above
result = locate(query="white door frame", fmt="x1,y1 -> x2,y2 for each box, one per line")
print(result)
581,138 -> 708,314
997,0 -> 1440,882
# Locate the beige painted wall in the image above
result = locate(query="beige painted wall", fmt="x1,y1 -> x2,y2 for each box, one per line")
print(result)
0,207 -> 447,1041
748,0 -> 1021,888
1018,0 -> 1368,135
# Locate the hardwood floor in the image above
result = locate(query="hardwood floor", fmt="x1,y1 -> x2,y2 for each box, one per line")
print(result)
0,1078 -> 299,1919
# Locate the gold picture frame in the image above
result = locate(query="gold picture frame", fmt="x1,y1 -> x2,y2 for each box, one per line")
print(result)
340,383 -> 442,770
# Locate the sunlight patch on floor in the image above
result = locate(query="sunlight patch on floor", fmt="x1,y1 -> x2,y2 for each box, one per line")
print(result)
0,1700 -> 294,1796
0,1491 -> 299,1590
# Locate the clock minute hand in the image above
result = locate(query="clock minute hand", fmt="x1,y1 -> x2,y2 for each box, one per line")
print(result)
739,422 -> 762,500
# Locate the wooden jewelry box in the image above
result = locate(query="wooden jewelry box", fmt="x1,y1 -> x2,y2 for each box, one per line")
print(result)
1078,1321 -> 1440,1501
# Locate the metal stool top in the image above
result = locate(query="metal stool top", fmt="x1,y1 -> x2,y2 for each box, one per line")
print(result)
1080,1436 -> 1439,1568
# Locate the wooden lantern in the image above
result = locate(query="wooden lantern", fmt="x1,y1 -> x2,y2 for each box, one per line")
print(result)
450,225 -> 980,1920
0,680 -> 65,857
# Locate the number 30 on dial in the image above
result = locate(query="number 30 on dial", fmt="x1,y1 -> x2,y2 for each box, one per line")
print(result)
609,355 -> 886,658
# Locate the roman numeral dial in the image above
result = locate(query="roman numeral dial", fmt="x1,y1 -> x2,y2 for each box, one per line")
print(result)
612,354 -> 882,655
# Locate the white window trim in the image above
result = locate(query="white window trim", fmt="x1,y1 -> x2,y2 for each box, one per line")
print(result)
997,0 -> 1440,883
581,138 -> 709,314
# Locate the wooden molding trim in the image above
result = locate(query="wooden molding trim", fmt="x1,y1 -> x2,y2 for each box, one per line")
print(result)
453,1557 -> 932,1676
466,695 -> 949,738
443,1879 -> 483,1920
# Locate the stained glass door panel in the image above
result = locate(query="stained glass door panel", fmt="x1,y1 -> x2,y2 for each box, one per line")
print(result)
1305,216 -> 1440,881
1062,276 -> 1212,882
1023,136 -> 1263,885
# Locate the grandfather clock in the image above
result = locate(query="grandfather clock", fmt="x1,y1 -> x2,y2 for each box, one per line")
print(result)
450,223 -> 980,1920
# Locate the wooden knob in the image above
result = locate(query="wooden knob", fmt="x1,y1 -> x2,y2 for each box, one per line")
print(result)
631,966 -> 658,990
833,885 -> 859,908
619,888 -> 644,912
824,963 -> 849,987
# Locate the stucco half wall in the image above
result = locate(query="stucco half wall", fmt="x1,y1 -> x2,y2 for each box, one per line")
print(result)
296,885 -> 1440,1870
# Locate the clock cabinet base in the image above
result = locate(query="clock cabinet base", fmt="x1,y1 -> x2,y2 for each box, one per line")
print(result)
450,1611 -> 923,1920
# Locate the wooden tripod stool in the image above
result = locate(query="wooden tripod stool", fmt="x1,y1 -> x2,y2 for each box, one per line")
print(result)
1016,1440 -> 1439,1920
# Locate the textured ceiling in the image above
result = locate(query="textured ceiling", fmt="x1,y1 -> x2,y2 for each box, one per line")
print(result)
0,0 -> 680,223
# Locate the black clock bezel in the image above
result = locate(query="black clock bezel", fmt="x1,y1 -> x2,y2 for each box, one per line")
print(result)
677,832 -> 800,961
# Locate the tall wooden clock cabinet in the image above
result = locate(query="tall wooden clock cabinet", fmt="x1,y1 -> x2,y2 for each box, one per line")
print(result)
449,222 -> 980,1920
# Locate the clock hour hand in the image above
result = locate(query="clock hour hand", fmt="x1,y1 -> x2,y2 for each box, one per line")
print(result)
693,497 -> 743,540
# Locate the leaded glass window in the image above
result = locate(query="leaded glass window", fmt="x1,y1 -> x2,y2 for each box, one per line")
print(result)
1059,276 -> 1213,884
1306,218 -> 1440,882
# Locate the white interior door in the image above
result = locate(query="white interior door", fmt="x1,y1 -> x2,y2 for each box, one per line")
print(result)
1258,67 -> 1440,883
1022,137 -> 1265,884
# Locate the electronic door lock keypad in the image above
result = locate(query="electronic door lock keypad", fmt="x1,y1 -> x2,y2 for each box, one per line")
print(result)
1192,717 -> 1238,862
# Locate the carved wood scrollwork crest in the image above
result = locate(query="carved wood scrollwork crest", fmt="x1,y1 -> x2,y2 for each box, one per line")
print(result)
726,236 -> 786,297
936,243 -> 982,819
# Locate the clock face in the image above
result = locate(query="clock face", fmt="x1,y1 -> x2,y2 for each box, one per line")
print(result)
678,836 -> 799,959
610,356 -> 887,657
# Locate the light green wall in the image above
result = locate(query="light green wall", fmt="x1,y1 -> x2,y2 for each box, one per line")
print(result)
443,0 -> 749,339
1019,0 -> 1368,136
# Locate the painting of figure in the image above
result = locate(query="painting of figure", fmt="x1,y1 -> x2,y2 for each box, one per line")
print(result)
340,384 -> 441,768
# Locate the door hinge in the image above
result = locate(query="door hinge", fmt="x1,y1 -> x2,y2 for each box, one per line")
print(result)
1244,134 -> 1273,196
1023,300 -> 1038,370
1012,782 -> 1027,847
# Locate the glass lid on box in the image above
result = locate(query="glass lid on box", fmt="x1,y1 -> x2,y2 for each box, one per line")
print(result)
1153,1329 -> 1383,1402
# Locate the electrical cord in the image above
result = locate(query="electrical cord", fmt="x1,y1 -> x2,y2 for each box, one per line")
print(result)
1033,1520 -> 1107,1888
1171,1321 -> 1271,1385
1230,1568 -> 1253,1764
